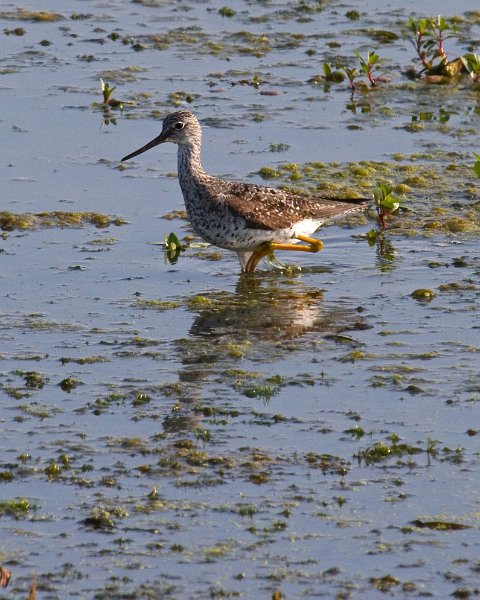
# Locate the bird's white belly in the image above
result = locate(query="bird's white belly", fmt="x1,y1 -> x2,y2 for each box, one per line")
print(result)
291,218 -> 323,238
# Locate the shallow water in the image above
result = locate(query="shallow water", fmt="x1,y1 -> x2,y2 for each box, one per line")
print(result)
1,1 -> 480,598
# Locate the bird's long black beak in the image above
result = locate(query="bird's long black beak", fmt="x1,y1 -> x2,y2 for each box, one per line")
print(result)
121,131 -> 168,162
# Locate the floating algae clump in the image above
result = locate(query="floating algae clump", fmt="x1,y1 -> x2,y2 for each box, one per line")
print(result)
0,8 -> 64,21
0,211 -> 126,231
411,289 -> 436,302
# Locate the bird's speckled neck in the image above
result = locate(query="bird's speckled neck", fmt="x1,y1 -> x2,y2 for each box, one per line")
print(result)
176,131 -> 218,205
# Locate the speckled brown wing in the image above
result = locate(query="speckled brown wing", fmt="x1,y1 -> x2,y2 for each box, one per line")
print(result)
220,182 -> 368,231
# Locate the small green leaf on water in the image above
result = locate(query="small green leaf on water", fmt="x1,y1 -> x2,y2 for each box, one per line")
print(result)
365,228 -> 379,245
100,78 -> 116,103
372,182 -> 401,212
164,231 -> 182,251
163,231 -> 185,264
321,63 -> 345,82
462,53 -> 480,84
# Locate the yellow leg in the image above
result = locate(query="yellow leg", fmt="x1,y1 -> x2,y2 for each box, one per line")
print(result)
245,235 -> 324,273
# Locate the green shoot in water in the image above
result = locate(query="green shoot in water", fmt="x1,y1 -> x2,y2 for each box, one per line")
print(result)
461,54 -> 480,85
322,63 -> 345,83
100,78 -> 124,108
354,51 -> 389,86
341,65 -> 359,91
407,15 -> 456,71
372,182 -> 402,228
163,232 -> 185,265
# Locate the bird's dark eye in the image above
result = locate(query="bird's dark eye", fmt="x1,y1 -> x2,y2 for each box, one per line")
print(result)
174,122 -> 185,130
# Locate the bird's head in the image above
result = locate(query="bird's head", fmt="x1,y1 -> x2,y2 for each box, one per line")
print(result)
121,110 -> 201,162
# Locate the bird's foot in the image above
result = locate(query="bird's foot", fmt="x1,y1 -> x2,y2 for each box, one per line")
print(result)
296,235 -> 324,253
244,235 -> 324,273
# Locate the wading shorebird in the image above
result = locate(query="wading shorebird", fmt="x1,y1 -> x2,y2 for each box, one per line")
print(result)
121,111 -> 368,272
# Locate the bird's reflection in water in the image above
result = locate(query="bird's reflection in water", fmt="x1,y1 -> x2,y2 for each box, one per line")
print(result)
162,270 -> 367,434
191,271 -> 340,340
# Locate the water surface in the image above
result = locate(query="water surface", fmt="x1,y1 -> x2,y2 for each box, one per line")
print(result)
1,1 -> 480,597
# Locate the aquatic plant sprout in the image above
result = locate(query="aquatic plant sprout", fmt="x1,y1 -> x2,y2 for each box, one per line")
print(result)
100,78 -> 116,104
407,15 -> 456,71
461,54 -> 480,85
372,182 -> 402,228
321,15 -> 475,92
354,51 -> 389,86
163,231 -> 185,265
321,62 -> 345,83
100,78 -> 128,109
340,65 -> 359,91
